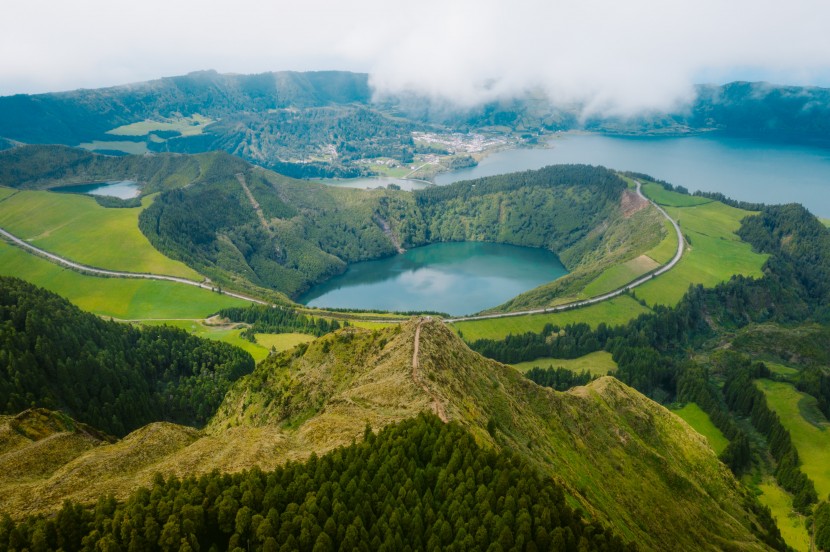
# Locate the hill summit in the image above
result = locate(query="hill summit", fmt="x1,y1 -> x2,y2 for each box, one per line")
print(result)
1,319 -> 777,549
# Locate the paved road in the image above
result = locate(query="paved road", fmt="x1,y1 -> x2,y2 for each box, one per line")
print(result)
0,226 -> 269,306
1,180 -> 684,322
443,181 -> 685,323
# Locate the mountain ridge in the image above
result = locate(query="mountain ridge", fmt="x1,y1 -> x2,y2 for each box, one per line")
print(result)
0,316 -> 780,550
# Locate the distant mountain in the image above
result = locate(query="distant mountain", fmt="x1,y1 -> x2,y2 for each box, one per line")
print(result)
1,71 -> 829,179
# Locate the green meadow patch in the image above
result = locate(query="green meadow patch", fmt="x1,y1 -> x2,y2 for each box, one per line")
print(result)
756,379 -> 830,499
754,477 -> 811,552
510,350 -> 617,377
671,402 -> 729,455
255,332 -> 316,353
137,319 -> 270,362
0,188 -> 200,279
635,187 -> 767,307
641,182 -> 712,207
106,114 -> 213,137
451,295 -> 651,342
0,241 -> 246,319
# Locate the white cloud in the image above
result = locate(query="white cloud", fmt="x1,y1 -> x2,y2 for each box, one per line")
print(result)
1,0 -> 829,115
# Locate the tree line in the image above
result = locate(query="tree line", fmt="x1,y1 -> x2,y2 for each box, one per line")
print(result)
0,277 -> 254,436
0,414 -> 636,552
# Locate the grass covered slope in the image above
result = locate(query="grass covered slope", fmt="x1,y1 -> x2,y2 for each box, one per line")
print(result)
0,188 -> 200,278
0,318 -> 780,550
0,241 -> 247,319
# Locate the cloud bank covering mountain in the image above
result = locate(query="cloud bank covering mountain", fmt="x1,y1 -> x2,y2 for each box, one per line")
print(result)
2,0 -> 830,116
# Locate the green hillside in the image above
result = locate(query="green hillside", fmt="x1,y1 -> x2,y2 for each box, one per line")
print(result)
0,318 -> 782,550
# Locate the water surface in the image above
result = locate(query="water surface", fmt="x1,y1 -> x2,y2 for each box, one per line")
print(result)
435,134 -> 830,217
52,180 -> 140,199
300,242 -> 567,316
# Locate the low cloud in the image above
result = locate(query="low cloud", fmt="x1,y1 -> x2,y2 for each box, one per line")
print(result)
2,0 -> 829,117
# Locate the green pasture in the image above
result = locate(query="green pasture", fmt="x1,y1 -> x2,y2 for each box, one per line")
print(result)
644,218 -> 679,265
765,362 -> 800,378
0,241 -> 246,319
451,295 -> 651,342
756,379 -> 830,499
107,114 -> 212,137
582,255 -> 659,298
0,188 -> 200,279
635,189 -> 767,307
137,319 -> 270,362
510,350 -> 617,377
755,477 -> 810,552
671,402 -> 729,455
641,182 -> 712,207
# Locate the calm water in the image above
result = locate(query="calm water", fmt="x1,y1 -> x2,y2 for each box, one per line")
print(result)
52,180 -> 140,199
321,176 -> 432,191
435,134 -> 830,217
299,242 -> 567,315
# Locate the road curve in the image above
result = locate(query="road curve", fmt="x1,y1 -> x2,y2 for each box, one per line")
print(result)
0,226 -> 269,306
443,181 -> 685,323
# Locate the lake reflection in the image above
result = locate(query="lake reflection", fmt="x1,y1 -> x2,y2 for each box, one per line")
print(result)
299,242 -> 567,316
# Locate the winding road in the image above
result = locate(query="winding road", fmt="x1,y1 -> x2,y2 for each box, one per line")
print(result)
0,226 -> 269,306
443,181 -> 685,323
1,181 -> 683,323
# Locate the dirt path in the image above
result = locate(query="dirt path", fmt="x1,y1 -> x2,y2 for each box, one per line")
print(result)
412,319 -> 448,422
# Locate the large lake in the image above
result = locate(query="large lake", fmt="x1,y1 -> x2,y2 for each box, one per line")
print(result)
299,242 -> 567,315
436,134 -> 830,217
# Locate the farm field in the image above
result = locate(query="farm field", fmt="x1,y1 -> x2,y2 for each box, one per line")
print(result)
510,350 -> 617,376
0,188 -> 200,279
635,186 -> 767,307
757,379 -> 830,499
255,332 -> 315,353
0,241 -> 246,319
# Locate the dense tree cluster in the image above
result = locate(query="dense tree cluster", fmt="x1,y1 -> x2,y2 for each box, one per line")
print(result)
523,367 -> 594,391
218,305 -> 345,339
0,277 -> 254,436
0,414 -> 635,552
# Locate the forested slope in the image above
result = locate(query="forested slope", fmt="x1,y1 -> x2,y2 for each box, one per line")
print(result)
0,277 -> 254,436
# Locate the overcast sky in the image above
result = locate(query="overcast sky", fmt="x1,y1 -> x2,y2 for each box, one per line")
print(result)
3,0 -> 830,115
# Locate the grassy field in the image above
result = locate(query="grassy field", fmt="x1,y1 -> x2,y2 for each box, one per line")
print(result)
137,319 -> 270,362
644,218 -> 679,265
765,362 -> 800,377
0,188 -> 200,279
0,241 -> 247,319
820,217 -> 829,228
755,477 -> 811,552
107,114 -> 212,137
757,379 -> 830,499
345,320 -> 399,330
510,350 -> 617,376
77,141 -> 150,155
671,403 -> 729,455
635,187 -> 767,307
451,295 -> 651,341
582,255 -> 659,298
640,182 -> 713,207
